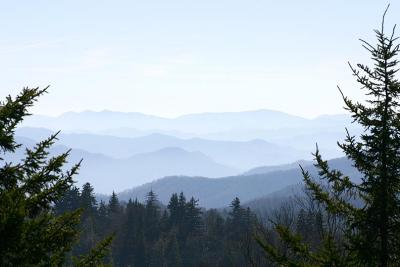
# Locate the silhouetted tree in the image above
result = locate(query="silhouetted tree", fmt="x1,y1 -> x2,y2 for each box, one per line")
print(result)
0,87 -> 111,266
55,186 -> 81,215
257,8 -> 400,266
144,190 -> 161,243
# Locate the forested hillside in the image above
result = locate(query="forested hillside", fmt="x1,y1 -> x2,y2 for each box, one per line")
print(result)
56,184 -> 266,266
2,2 -> 400,266
117,157 -> 359,208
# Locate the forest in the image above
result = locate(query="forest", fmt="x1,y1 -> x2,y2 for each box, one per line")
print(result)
53,181 -> 334,266
56,184 -> 261,266
1,5 -> 400,267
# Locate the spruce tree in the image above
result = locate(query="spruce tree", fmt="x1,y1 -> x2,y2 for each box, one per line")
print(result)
178,192 -> 187,223
54,186 -> 81,215
144,190 -> 160,243
0,87 -> 111,266
168,193 -> 180,227
108,191 -> 121,215
258,8 -> 400,267
77,183 -> 98,256
184,197 -> 203,235
80,182 -> 97,218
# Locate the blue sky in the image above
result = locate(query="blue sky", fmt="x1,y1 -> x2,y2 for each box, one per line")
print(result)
0,0 -> 396,118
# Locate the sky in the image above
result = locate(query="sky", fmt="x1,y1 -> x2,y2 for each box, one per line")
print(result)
0,0 -> 397,118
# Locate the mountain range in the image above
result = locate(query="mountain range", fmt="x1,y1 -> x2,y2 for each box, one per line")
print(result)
15,127 -> 311,170
22,109 -> 358,137
13,109 -> 361,198
21,109 -> 309,133
117,157 -> 360,208
9,137 -> 238,193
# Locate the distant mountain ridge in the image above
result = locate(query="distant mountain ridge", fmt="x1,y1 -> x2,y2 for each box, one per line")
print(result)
9,136 -> 239,193
15,109 -> 362,197
20,109 -> 360,160
22,109 -> 354,134
243,159 -> 313,175
16,127 -> 311,170
117,157 -> 360,208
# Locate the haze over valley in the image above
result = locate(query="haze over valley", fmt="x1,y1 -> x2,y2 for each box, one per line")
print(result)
14,109 -> 361,195
3,2 -> 400,266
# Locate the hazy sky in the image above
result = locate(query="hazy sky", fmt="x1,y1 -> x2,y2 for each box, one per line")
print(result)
0,1 -> 397,118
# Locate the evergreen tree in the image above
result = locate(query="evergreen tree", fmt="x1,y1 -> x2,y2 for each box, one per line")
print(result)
106,191 -> 123,265
80,182 -> 97,218
77,183 -> 99,256
54,186 -> 81,215
184,197 -> 203,235
258,8 -> 400,266
144,190 -> 161,243
228,197 -> 246,236
167,193 -> 180,227
0,87 -> 111,266
108,191 -> 121,215
225,197 -> 248,266
181,197 -> 204,266
177,192 -> 186,226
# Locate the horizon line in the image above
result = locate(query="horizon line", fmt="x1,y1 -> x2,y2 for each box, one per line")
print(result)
31,108 -> 349,120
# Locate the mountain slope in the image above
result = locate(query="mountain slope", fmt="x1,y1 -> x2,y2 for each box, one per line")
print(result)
243,159 -> 313,175
19,110 -> 361,162
9,137 -> 238,193
16,127 -> 310,169
21,109 -> 308,133
118,157 -> 360,208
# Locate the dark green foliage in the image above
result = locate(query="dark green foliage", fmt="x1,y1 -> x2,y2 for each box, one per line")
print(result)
223,198 -> 261,266
184,197 -> 203,235
108,191 -> 121,215
77,183 -> 100,256
144,190 -> 161,245
54,186 -> 81,215
59,188 -> 265,266
165,232 -> 182,267
0,88 -> 110,266
80,183 -> 97,217
257,8 -> 400,267
73,235 -> 114,267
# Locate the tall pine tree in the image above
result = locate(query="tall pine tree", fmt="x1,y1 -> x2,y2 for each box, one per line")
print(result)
258,7 -> 400,266
0,87 -> 111,266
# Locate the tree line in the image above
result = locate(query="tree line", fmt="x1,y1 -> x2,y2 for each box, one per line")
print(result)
1,8 -> 400,266
55,183 -> 266,266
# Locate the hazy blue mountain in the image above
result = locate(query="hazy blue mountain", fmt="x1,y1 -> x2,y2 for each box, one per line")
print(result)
19,110 -> 361,162
8,136 -> 239,193
244,157 -> 365,218
171,109 -> 308,133
22,109 -> 352,135
22,110 -> 168,132
243,184 -> 303,218
196,114 -> 360,158
243,159 -> 313,175
15,127 -> 55,140
98,127 -> 194,139
117,157 -> 360,208
16,128 -> 310,170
